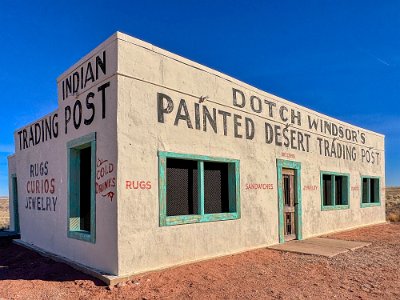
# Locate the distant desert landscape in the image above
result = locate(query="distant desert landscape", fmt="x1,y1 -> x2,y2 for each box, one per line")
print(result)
386,187 -> 400,222
0,197 -> 9,230
1,188 -> 399,231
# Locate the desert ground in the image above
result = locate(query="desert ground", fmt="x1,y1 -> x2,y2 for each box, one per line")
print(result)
386,187 -> 400,222
0,189 -> 399,299
0,197 -> 9,230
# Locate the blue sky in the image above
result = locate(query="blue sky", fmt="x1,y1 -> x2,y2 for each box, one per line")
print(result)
0,1 -> 399,195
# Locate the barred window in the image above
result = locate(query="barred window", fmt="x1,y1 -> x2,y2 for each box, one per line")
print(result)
166,159 -> 198,216
159,152 -> 240,226
204,162 -> 230,214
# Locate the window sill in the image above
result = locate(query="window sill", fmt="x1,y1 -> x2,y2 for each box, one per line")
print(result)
361,202 -> 381,208
67,230 -> 95,243
161,212 -> 239,226
321,205 -> 350,211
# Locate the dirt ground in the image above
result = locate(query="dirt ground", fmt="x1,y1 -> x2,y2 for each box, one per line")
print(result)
0,223 -> 399,299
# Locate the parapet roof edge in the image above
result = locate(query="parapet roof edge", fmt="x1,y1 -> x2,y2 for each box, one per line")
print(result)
115,32 -> 385,139
56,32 -> 119,83
13,109 -> 58,135
55,31 -> 384,138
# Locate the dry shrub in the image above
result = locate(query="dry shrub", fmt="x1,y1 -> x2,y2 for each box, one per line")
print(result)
387,212 -> 400,223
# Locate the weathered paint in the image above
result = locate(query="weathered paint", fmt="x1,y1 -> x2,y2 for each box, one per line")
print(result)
276,159 -> 302,243
7,32 -> 386,278
158,151 -> 240,226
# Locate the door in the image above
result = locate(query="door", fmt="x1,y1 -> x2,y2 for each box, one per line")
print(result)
11,175 -> 20,233
282,168 -> 296,241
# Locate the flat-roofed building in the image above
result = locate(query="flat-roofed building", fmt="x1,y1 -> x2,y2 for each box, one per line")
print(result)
8,32 -> 385,279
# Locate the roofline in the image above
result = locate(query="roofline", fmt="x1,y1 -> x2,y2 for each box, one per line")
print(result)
49,31 -> 385,138
13,109 -> 59,135
115,31 -> 385,138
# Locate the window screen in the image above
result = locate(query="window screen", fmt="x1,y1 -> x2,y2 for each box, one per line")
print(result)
204,162 -> 229,214
159,152 -> 239,226
166,158 -> 198,216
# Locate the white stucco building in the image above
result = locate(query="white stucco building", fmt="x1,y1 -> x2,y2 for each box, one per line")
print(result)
8,32 -> 385,281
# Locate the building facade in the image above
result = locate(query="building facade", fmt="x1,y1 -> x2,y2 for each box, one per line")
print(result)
8,32 -> 385,277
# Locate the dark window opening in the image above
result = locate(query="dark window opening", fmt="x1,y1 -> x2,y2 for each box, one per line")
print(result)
166,158 -> 198,216
67,132 -> 96,243
322,173 -> 348,207
79,147 -> 92,232
323,174 -> 332,206
362,177 -> 380,204
362,178 -> 369,203
335,176 -> 343,205
284,175 -> 290,206
370,179 -> 378,203
204,162 -> 229,214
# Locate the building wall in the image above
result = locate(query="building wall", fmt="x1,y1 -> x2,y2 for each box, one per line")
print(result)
116,33 -> 385,276
10,35 -> 120,275
8,32 -> 386,277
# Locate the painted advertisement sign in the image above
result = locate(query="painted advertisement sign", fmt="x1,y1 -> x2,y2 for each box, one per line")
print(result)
157,88 -> 381,166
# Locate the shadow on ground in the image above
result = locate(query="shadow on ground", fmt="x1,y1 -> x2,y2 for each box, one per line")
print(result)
0,241 -> 105,287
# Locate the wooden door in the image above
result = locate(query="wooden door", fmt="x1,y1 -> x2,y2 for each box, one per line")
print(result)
282,168 -> 296,241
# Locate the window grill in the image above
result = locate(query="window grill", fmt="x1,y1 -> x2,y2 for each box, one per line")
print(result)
166,159 -> 198,216
159,152 -> 240,226
204,162 -> 229,214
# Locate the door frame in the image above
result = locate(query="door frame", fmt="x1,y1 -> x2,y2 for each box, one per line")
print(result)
11,174 -> 20,233
276,159 -> 302,243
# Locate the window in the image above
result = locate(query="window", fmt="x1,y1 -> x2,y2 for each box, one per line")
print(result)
361,177 -> 381,207
321,172 -> 349,210
11,174 -> 20,233
67,132 -> 96,243
159,152 -> 240,226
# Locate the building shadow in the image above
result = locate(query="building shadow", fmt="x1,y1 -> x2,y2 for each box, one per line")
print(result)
0,241 -> 106,287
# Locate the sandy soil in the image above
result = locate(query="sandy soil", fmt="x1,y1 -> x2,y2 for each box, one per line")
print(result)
1,223 -> 399,299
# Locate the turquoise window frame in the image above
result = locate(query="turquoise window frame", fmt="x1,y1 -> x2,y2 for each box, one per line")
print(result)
11,174 -> 20,233
67,132 -> 96,243
360,176 -> 381,208
320,171 -> 350,211
158,151 -> 240,226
